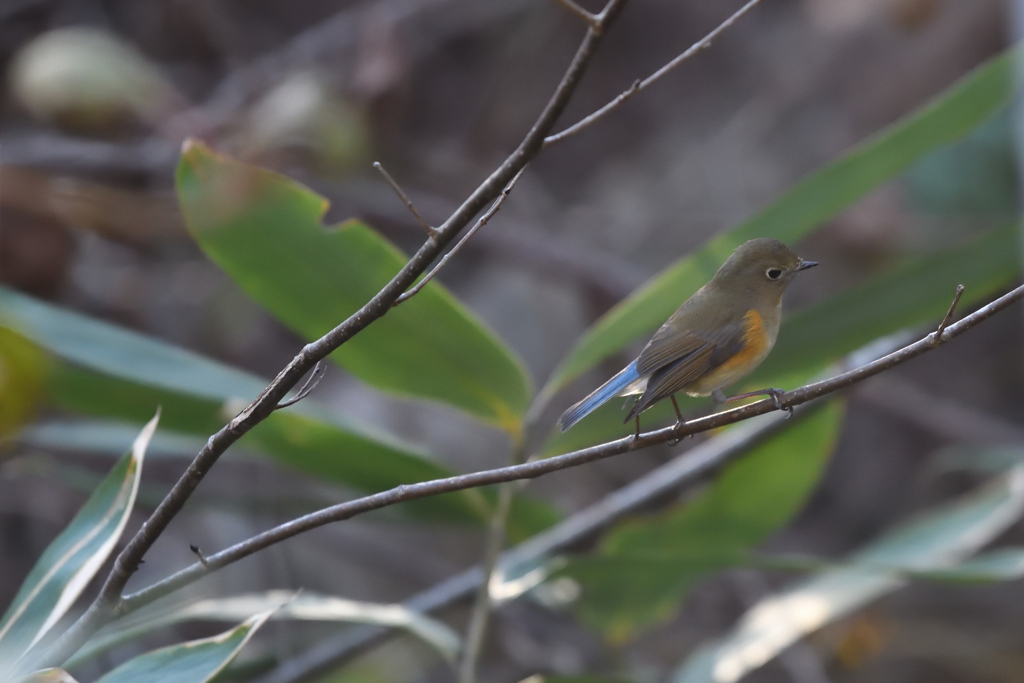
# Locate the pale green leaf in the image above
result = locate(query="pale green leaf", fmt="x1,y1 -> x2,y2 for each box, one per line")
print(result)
673,468 -> 1024,683
73,590 -> 459,667
93,611 -> 272,683
0,414 -> 157,678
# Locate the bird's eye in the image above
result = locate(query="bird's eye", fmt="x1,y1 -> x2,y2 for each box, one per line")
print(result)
766,268 -> 783,280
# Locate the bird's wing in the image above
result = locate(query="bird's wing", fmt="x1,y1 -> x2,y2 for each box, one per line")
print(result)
626,317 -> 750,421
635,317 -> 747,376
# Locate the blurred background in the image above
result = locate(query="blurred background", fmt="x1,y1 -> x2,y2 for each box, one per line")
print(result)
1,0 -> 1023,682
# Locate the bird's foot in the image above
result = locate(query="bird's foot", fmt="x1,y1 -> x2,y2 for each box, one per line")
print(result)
765,388 -> 792,418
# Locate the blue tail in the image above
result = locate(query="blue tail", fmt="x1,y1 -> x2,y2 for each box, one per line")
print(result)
558,360 -> 641,432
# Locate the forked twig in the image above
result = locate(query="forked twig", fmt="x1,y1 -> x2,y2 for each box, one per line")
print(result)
276,362 -> 326,409
553,0 -> 602,30
394,167 -> 527,305
374,161 -> 438,239
545,0 -> 765,147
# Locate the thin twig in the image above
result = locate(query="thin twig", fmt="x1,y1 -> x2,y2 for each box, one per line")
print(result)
117,283 -> 1024,626
934,284 -> 965,338
544,0 -> 765,147
394,166 -> 527,305
553,0 -> 601,30
30,0 -> 632,671
189,544 -> 210,569
374,162 -> 438,239
276,362 -> 326,409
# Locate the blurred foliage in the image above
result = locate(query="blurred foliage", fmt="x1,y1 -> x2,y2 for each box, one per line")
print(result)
9,27 -> 175,131
674,467 -> 1024,682
0,326 -> 48,439
907,108 -> 1019,219
565,402 -> 843,640
0,286 -> 557,534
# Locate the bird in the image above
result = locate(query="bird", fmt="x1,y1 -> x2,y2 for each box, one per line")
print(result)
558,238 -> 817,435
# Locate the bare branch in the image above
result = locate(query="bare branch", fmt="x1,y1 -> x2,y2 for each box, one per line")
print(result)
117,283 -> 1024,628
545,0 -> 765,147
31,0 -> 633,670
276,362 -> 326,409
394,166 -> 526,305
374,162 -> 438,239
553,0 -> 601,30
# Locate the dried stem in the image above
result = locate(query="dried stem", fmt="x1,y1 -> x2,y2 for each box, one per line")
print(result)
394,167 -> 526,305
374,162 -> 438,239
545,0 -> 765,147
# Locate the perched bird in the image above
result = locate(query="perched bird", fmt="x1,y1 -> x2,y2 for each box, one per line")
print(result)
558,238 -> 817,434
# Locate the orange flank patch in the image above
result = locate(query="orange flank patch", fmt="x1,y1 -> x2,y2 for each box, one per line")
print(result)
687,310 -> 772,396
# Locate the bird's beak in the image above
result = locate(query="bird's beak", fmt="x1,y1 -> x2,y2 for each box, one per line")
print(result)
797,260 -> 818,271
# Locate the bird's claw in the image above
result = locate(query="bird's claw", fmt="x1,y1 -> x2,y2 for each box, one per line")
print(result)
767,388 -> 793,418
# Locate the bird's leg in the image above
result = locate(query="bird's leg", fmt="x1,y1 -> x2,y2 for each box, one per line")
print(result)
633,416 -> 641,440
719,387 -> 792,417
670,395 -> 683,423
667,395 -> 686,446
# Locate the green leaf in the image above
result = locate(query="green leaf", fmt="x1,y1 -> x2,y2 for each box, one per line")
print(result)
0,414 -> 157,678
565,402 -> 843,640
544,47 -> 1016,395
72,590 -> 460,668
93,611 -> 272,683
673,468 -> 1024,683
176,142 -> 531,433
0,286 -> 557,532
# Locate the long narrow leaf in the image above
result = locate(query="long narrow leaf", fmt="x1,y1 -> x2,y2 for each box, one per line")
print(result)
545,47 -> 1016,396
72,590 -> 460,667
0,414 -> 157,677
673,468 -> 1024,683
93,611 -> 272,683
